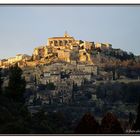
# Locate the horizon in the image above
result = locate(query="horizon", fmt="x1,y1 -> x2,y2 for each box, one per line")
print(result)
0,5 -> 140,59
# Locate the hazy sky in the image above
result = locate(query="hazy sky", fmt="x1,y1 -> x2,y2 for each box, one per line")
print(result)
0,5 -> 140,59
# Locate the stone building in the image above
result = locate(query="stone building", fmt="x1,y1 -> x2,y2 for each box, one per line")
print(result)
77,64 -> 97,75
15,54 -> 31,62
31,33 -> 98,64
79,41 -> 95,50
70,72 -> 91,86
33,46 -> 52,60
38,71 -> 61,85
79,49 -> 93,63
0,54 -> 31,68
57,49 -> 71,62
95,43 -> 112,50
79,50 -> 88,62
8,57 -> 16,64
0,60 -> 2,66
43,62 -> 65,72
47,32 -> 75,48
8,54 -> 31,64
0,59 -> 8,68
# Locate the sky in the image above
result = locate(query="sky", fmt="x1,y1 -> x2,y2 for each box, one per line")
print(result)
0,5 -> 140,59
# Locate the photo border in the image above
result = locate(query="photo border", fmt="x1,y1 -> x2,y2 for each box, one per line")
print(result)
0,3 -> 140,137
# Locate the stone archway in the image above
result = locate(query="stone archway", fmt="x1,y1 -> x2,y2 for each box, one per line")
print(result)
60,40 -> 63,46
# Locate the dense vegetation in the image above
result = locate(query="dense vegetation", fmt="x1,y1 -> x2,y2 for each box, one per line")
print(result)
0,63 -> 140,134
102,48 -> 135,61
96,82 -> 140,103
0,68 -> 3,95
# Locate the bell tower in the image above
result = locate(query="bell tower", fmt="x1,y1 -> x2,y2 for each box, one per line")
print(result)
64,31 -> 70,37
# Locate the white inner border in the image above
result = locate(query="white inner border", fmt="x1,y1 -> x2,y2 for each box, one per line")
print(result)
0,0 -> 140,140
0,0 -> 140,4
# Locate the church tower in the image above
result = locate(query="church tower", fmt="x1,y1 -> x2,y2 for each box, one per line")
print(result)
64,31 -> 70,37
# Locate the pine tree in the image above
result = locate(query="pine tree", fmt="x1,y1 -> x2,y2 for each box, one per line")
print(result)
75,112 -> 100,134
6,63 -> 26,103
133,101 -> 140,131
0,68 -> 3,95
101,112 -> 124,134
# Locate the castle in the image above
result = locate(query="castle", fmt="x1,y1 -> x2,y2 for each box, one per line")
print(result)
32,32 -> 112,64
0,32 -> 112,68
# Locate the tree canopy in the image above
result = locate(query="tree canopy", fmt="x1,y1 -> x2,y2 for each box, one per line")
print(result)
75,112 -> 100,134
101,112 -> 124,134
6,64 -> 26,103
0,68 -> 3,95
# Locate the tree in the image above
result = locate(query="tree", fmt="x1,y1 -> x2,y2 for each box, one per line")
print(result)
75,112 -> 100,134
31,109 -> 53,134
6,63 -> 26,103
0,68 -> 3,95
0,94 -> 32,134
0,65 -> 32,134
133,101 -> 140,131
101,112 -> 124,134
0,104 -> 31,134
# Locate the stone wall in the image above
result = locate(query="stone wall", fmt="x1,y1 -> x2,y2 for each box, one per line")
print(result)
57,49 -> 71,62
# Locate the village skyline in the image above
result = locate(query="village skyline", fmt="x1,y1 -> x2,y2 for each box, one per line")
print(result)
0,6 -> 140,59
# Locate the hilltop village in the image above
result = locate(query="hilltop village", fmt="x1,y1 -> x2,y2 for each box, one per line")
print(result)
0,33 -> 113,104
1,33 -> 140,118
0,33 -> 113,88
0,32 -> 112,68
